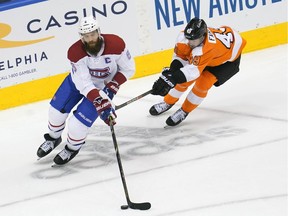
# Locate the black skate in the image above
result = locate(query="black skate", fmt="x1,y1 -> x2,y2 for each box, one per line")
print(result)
37,134 -> 62,158
53,145 -> 81,165
166,108 -> 188,126
149,101 -> 173,116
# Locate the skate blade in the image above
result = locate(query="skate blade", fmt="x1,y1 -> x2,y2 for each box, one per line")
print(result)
164,125 -> 174,129
51,163 -> 61,168
164,124 -> 181,129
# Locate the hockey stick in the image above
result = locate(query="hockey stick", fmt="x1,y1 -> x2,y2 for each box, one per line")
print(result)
115,89 -> 152,110
109,116 -> 151,210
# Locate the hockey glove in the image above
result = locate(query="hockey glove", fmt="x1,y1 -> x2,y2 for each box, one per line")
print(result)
151,68 -> 176,96
99,104 -> 117,126
103,72 -> 127,100
103,80 -> 119,100
87,89 -> 117,126
95,96 -> 117,125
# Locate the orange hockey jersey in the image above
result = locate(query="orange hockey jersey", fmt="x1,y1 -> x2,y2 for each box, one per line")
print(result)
173,26 -> 246,82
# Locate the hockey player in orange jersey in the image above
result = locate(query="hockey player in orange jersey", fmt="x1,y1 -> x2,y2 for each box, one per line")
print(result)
150,17 -> 246,126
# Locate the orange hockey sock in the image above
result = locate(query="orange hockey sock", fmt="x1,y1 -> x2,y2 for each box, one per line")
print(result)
181,71 -> 217,113
164,80 -> 195,105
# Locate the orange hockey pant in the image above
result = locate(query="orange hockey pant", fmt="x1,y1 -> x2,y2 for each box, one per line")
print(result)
164,70 -> 217,113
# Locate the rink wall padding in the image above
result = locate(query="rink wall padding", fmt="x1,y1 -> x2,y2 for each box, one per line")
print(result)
0,22 -> 287,110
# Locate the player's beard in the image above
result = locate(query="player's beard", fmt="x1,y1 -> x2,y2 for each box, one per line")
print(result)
84,37 -> 103,56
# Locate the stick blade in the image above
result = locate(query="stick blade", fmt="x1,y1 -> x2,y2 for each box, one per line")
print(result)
128,201 -> 151,210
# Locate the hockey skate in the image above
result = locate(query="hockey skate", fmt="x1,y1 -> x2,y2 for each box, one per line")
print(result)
166,108 -> 188,126
149,101 -> 173,116
37,134 -> 62,158
53,145 -> 81,165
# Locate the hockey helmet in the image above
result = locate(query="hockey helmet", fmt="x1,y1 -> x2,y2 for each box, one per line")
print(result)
184,18 -> 207,40
78,15 -> 100,35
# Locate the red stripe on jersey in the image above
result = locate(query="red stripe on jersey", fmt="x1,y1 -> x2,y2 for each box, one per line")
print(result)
67,40 -> 87,63
101,34 -> 125,55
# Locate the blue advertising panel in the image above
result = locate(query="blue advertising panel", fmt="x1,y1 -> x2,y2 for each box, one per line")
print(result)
0,0 -> 47,12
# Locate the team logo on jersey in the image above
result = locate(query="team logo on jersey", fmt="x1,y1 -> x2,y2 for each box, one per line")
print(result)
192,56 -> 200,66
89,67 -> 110,78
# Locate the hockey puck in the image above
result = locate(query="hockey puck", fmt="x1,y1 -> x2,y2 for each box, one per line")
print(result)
121,205 -> 129,210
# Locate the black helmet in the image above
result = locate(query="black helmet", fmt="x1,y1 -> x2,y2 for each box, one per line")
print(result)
184,18 -> 207,40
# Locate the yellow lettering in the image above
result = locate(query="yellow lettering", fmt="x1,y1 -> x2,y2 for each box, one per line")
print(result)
0,23 -> 54,48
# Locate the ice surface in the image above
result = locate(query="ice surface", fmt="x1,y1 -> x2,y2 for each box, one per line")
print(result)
0,45 -> 287,216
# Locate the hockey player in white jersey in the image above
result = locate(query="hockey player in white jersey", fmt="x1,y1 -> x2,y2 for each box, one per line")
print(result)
37,16 -> 135,165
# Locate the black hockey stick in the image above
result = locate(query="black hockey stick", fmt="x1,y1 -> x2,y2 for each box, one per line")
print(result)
115,89 -> 152,110
109,116 -> 151,210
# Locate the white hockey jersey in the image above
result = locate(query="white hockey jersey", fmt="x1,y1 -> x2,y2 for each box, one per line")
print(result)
67,34 -> 135,97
